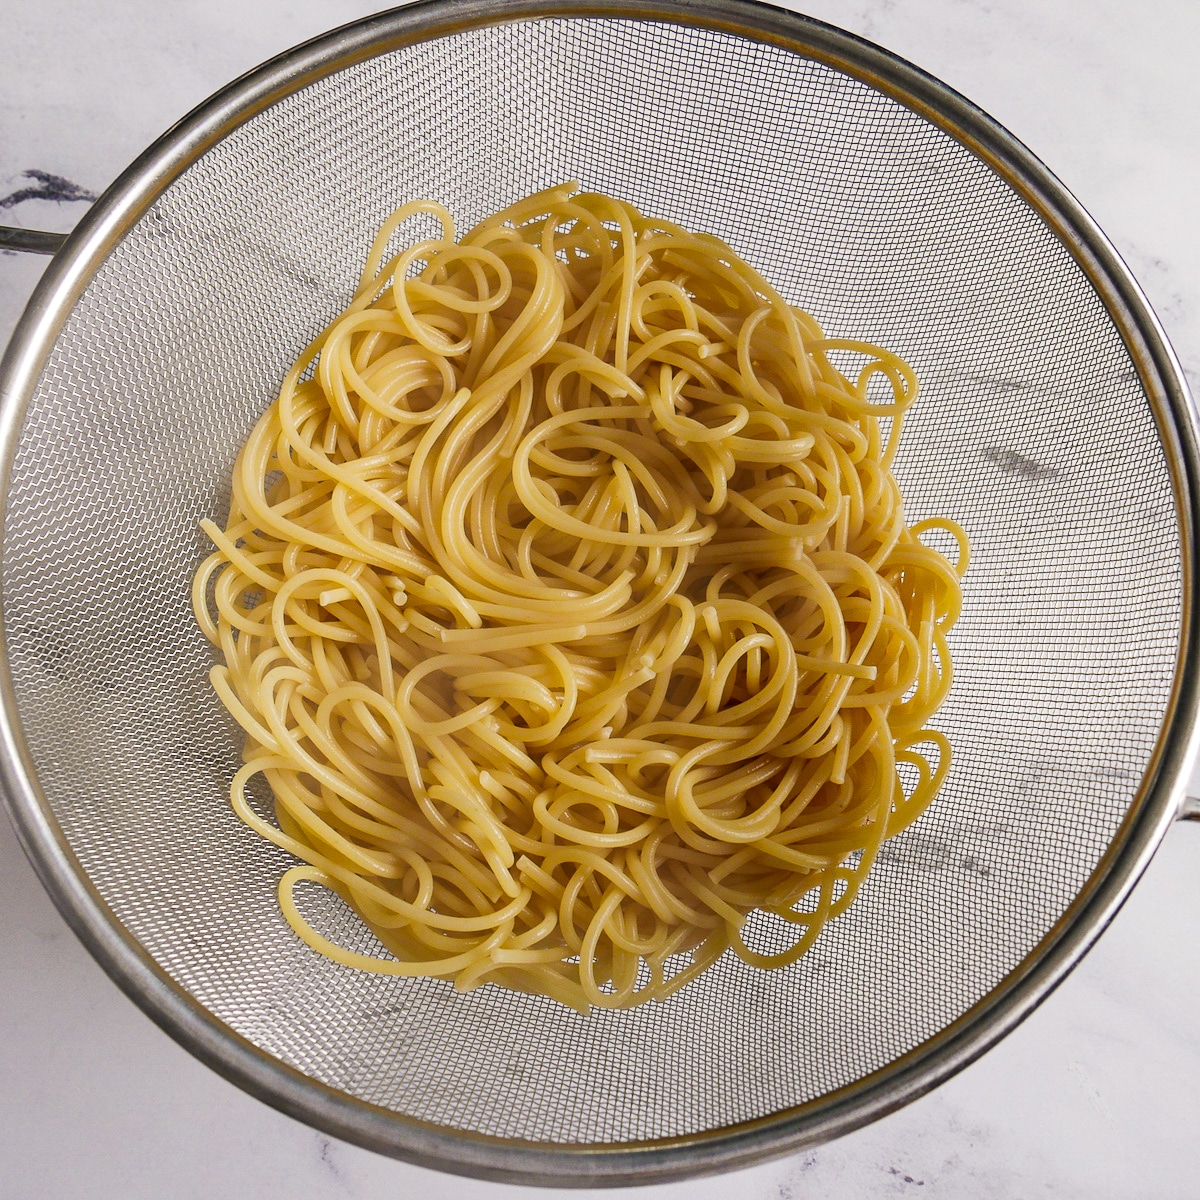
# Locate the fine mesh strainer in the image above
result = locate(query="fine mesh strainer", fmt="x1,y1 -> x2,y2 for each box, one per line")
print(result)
1,0 -> 1198,1187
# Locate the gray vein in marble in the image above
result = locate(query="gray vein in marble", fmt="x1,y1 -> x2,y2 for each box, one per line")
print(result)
772,1151 -> 820,1199
315,1133 -> 345,1183
961,373 -> 1027,393
0,168 -> 96,210
980,446 -> 1057,479
877,820 -> 1008,881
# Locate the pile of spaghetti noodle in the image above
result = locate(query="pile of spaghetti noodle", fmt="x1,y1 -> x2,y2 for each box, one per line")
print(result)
193,185 -> 967,1011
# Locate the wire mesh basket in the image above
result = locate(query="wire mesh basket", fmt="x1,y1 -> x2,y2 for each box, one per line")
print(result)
1,0 -> 1197,1186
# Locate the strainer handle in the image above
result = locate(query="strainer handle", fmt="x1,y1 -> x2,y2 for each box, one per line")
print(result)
0,225 -> 66,255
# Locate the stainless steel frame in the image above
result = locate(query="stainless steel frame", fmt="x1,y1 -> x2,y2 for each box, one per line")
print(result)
0,0 -> 1197,1186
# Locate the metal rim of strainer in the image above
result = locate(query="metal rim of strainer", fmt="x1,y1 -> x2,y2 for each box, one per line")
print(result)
1,0 -> 1198,1187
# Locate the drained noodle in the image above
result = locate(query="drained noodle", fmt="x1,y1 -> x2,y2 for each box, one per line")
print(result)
193,184 -> 968,1011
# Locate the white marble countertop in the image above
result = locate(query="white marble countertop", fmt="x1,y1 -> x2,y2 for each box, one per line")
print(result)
3,2 -> 1199,1197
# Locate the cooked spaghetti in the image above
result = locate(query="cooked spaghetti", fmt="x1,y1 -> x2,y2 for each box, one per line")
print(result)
193,184 -> 968,1011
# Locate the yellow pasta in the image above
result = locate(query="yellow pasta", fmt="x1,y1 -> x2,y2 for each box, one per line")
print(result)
193,184 -> 968,1011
